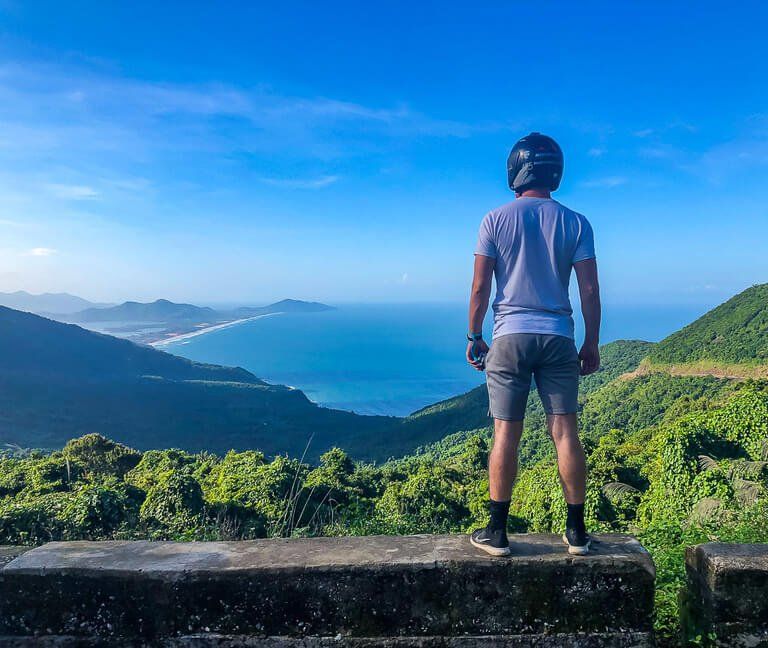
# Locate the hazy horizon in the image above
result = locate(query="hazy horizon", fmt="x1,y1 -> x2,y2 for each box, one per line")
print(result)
0,286 -> 738,311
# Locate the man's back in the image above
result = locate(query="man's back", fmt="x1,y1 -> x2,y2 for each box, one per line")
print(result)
468,132 -> 601,558
475,197 -> 595,340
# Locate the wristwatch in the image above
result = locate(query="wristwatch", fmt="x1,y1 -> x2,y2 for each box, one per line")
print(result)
467,332 -> 483,341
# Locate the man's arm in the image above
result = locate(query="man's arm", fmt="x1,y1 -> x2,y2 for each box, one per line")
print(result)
467,254 -> 495,370
573,258 -> 601,375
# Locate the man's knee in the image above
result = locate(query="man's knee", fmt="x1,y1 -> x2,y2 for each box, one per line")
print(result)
547,413 -> 579,442
493,419 -> 523,452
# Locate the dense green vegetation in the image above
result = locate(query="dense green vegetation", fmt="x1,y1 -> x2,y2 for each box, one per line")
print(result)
3,373 -> 766,644
3,291 -> 768,645
648,283 -> 768,365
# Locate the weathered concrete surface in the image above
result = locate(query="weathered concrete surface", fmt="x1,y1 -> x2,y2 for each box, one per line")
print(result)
0,546 -> 30,568
0,534 -> 655,646
684,543 -> 768,647
0,633 -> 656,646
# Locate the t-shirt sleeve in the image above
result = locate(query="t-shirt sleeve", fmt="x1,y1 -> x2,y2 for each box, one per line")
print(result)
572,217 -> 596,263
474,214 -> 497,258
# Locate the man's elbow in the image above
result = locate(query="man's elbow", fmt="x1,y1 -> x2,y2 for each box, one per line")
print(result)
471,282 -> 491,299
580,284 -> 600,303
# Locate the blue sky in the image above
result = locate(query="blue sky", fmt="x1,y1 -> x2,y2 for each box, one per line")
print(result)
1,1 -> 767,306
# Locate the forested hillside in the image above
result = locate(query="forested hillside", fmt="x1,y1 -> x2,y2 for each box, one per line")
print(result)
647,283 -> 768,367
0,306 -> 394,460
1,379 -> 766,644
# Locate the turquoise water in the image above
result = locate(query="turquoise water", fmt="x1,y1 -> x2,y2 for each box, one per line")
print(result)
158,303 -> 709,416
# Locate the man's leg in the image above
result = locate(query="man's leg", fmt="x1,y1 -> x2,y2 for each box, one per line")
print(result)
489,418 -> 524,501
534,336 -> 590,554
472,334 -> 531,556
547,413 -> 586,504
470,418 -> 523,556
548,413 -> 590,554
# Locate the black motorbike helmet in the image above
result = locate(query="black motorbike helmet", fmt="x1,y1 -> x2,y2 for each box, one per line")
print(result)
507,132 -> 564,193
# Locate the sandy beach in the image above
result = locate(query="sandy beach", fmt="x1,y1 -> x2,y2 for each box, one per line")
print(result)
150,312 -> 283,347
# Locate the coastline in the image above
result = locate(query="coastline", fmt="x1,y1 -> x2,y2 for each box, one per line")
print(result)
150,312 -> 283,347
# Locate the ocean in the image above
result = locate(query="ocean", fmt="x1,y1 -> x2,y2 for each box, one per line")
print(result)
157,303 -> 709,417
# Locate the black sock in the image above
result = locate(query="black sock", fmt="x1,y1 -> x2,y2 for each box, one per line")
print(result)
488,499 -> 510,532
566,503 -> 586,533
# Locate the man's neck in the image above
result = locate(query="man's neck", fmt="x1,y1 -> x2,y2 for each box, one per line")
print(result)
517,189 -> 552,199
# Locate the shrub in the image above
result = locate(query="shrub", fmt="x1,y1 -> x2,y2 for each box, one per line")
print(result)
62,434 -> 141,478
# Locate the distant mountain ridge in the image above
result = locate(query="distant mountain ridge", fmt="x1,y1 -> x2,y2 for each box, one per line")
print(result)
69,299 -> 218,323
226,299 -> 336,319
0,291 -> 111,315
65,298 -> 335,323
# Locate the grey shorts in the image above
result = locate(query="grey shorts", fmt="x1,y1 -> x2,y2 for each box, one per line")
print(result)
485,333 -> 580,421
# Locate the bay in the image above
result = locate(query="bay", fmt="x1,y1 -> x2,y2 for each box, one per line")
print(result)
158,302 -> 709,417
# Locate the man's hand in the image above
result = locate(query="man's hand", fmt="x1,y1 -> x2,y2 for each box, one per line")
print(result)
466,339 -> 490,371
578,342 -> 600,376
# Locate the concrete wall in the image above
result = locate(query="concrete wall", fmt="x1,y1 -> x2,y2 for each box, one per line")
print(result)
683,543 -> 768,647
0,534 -> 655,647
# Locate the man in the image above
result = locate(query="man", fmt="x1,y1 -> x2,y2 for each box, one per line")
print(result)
466,132 -> 601,557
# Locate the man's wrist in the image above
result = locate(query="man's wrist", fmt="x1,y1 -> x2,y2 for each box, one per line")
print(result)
467,332 -> 483,342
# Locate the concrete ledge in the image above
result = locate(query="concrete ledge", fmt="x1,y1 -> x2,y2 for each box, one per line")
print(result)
0,534 -> 655,646
0,546 -> 30,568
684,543 -> 768,647
0,633 -> 656,647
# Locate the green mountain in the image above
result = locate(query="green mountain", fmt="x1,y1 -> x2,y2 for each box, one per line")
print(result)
69,299 -> 219,323
647,283 -> 768,367
0,306 -> 392,460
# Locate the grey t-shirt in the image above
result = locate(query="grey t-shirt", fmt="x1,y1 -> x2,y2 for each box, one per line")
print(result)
475,197 -> 595,340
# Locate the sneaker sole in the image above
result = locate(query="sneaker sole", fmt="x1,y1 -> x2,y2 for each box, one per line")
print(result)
562,534 -> 591,556
470,536 -> 511,557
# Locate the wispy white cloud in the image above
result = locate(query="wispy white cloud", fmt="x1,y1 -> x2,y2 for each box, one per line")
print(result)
45,183 -> 99,200
668,120 -> 698,133
665,116 -> 768,184
580,176 -> 627,188
639,146 -> 675,159
259,175 -> 340,189
633,121 -> 698,140
0,62 -> 501,161
587,147 -> 606,157
687,138 -> 768,184
26,247 -> 57,257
